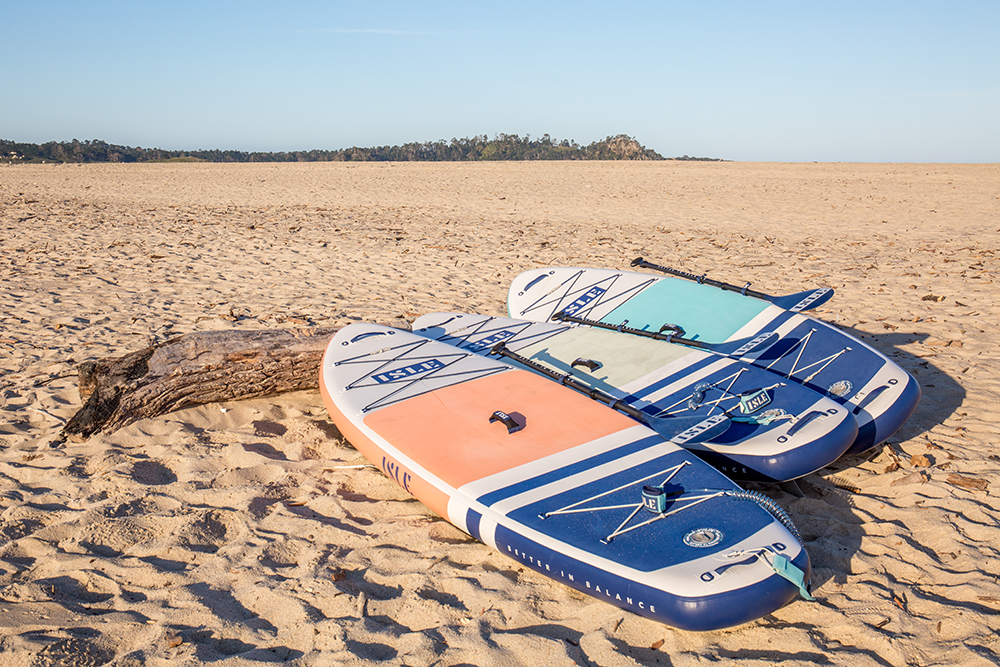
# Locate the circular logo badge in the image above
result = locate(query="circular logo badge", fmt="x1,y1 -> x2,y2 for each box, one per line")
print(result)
753,408 -> 788,424
827,380 -> 853,397
683,528 -> 724,548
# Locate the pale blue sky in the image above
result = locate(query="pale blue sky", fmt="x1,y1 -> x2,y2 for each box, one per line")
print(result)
3,1 -> 998,162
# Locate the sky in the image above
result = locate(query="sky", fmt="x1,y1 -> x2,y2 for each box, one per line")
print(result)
3,1 -> 998,162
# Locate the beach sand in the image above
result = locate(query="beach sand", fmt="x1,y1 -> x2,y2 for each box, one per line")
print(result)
1,160 -> 998,665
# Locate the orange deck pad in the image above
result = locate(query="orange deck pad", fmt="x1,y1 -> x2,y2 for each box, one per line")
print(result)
363,369 -> 637,492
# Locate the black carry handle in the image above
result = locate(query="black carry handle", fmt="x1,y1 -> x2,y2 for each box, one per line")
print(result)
659,323 -> 686,336
571,358 -> 602,372
489,410 -> 523,434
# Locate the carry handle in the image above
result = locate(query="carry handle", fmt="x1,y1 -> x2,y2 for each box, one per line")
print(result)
489,410 -> 523,434
658,323 -> 686,336
571,358 -> 602,372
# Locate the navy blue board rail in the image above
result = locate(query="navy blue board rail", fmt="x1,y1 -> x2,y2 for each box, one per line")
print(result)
508,268 -> 920,456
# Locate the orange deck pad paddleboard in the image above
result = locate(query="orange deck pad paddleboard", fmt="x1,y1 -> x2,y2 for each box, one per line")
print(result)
319,322 -> 814,631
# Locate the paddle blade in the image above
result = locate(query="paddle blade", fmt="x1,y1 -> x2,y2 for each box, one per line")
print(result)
769,287 -> 834,312
644,413 -> 731,445
711,331 -> 781,358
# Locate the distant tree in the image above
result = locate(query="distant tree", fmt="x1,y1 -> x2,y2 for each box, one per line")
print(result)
0,134 -> 707,163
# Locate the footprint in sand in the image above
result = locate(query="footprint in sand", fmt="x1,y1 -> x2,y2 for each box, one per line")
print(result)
130,460 -> 177,485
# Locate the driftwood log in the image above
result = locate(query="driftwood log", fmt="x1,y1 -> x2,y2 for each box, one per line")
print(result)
62,326 -> 354,441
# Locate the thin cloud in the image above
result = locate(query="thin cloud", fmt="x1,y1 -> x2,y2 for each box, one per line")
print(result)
289,28 -> 494,36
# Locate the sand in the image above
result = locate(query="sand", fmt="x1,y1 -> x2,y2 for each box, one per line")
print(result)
1,160 -> 998,666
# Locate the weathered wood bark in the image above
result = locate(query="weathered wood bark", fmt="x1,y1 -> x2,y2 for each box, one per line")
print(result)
63,327 -> 346,441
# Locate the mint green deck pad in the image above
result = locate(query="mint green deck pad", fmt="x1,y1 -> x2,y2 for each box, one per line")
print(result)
516,326 -> 696,394
604,279 -> 770,343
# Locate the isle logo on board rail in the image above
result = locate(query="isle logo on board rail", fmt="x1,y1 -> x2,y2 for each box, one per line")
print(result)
561,286 -> 607,316
465,330 -> 517,352
372,359 -> 445,384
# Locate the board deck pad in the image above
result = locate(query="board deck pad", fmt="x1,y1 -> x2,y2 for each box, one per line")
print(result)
413,313 -> 858,482
320,323 -> 813,631
508,267 -> 920,456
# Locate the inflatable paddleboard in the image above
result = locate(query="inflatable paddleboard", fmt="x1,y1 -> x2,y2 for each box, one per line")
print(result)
320,323 -> 813,631
508,267 -> 919,456
413,313 -> 857,483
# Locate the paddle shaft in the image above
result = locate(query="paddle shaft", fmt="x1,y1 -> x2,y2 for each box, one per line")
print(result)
551,310 -> 709,351
631,257 -> 772,300
489,342 -> 647,422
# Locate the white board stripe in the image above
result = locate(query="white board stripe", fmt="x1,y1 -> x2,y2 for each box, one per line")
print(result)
725,304 -> 788,344
458,424 -> 653,500
638,358 -> 736,406
447,497 -> 471,534
487,435 -> 685,516
478,516 -> 499,549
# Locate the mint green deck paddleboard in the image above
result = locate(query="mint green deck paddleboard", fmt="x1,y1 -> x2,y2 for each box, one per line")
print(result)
508,266 -> 919,457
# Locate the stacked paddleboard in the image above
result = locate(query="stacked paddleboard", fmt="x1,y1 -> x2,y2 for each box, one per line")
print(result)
318,259 -> 919,631
320,323 -> 813,631
508,265 -> 920,456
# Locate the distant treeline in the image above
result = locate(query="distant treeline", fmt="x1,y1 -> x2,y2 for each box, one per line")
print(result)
1,134 -> 724,164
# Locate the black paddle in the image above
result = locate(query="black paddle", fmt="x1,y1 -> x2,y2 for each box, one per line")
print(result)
550,309 -> 780,359
489,342 -> 730,444
630,257 -> 834,312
